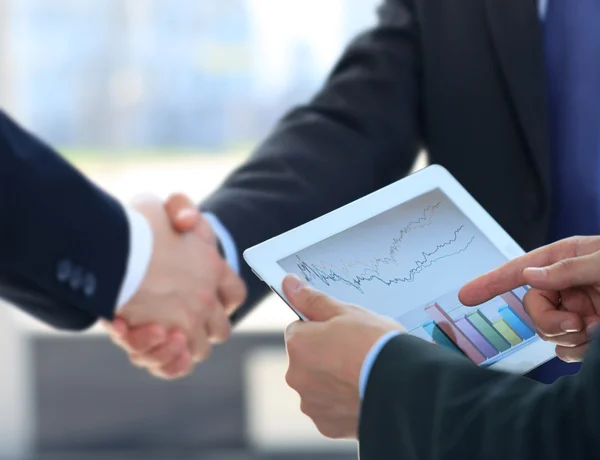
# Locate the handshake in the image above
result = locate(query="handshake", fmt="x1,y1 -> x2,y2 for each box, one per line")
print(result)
106,194 -> 246,379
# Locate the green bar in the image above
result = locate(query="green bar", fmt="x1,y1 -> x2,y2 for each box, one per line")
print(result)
493,319 -> 523,346
467,311 -> 511,352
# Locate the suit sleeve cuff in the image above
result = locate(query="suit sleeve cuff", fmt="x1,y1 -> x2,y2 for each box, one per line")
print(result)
360,331 -> 402,399
115,207 -> 154,310
203,212 -> 240,274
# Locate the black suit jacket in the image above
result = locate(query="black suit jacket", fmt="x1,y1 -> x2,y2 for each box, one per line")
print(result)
359,333 -> 599,460
0,111 -> 129,330
202,0 -> 553,325
201,0 -> 579,455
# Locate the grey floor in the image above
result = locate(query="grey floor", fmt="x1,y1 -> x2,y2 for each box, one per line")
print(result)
29,334 -> 356,460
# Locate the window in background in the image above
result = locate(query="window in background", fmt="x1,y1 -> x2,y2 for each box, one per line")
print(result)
9,0 -> 380,152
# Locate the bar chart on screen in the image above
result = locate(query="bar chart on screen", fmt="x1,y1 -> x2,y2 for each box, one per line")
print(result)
400,286 -> 536,366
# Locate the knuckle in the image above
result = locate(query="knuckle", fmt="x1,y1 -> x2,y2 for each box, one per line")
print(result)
155,354 -> 176,367
572,236 -> 600,257
211,323 -> 231,344
553,259 -> 577,283
573,236 -> 588,256
207,249 -> 224,270
285,323 -> 297,341
299,399 -> 312,417
174,365 -> 193,379
130,339 -> 152,353
566,235 -> 585,248
285,368 -> 304,391
557,258 -> 574,272
109,335 -> 128,349
235,282 -> 248,304
545,260 -> 572,285
522,304 -> 533,320
316,423 -> 337,439
522,292 -> 535,316
285,369 -> 296,388
194,345 -> 213,362
160,347 -> 183,364
285,334 -> 303,357
195,290 -> 217,310
219,324 -> 233,342
166,191 -> 186,203
565,235 -> 580,245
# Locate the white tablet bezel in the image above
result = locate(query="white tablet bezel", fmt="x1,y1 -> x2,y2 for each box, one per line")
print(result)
243,164 -> 555,374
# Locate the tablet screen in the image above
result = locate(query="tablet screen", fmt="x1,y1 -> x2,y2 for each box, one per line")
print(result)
277,188 -> 536,366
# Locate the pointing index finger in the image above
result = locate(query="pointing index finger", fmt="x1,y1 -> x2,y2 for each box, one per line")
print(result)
458,239 -> 579,306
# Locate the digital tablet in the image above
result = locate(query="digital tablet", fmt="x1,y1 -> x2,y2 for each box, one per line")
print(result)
243,165 -> 555,374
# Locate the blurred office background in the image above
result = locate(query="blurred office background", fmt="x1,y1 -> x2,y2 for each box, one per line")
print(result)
0,1 -> 385,459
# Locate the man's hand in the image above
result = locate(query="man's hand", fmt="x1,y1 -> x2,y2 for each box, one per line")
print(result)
459,236 -> 600,362
105,194 -> 246,379
282,275 -> 404,439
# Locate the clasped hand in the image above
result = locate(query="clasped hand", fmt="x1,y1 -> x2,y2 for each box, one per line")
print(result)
104,194 -> 246,379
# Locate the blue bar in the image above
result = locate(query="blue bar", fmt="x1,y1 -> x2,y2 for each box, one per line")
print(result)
423,321 -> 464,355
499,306 -> 535,340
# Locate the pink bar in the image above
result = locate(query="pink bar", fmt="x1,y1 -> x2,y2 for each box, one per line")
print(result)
500,291 -> 535,331
424,303 -> 485,365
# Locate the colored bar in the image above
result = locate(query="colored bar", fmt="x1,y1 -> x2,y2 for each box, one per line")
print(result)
493,319 -> 523,346
499,306 -> 535,340
500,291 -> 535,331
425,303 -> 486,364
455,316 -> 498,358
423,322 -> 463,355
467,311 -> 511,352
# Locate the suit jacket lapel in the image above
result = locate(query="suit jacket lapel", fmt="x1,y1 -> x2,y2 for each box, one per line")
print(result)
485,0 -> 551,187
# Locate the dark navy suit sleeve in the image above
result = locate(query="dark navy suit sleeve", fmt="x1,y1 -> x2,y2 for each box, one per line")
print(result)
0,111 -> 129,330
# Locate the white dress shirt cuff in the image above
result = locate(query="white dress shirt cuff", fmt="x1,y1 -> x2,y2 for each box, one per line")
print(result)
359,331 -> 402,399
115,207 -> 154,310
203,212 -> 240,274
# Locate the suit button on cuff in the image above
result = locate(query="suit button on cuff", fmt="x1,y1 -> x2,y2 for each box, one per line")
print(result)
69,267 -> 84,290
83,274 -> 97,297
56,260 -> 71,282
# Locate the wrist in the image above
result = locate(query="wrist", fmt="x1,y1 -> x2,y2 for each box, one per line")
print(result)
116,206 -> 154,310
203,212 -> 240,274
359,330 -> 402,399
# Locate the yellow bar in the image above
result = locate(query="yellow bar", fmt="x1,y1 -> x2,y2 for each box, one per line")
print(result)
493,319 -> 522,346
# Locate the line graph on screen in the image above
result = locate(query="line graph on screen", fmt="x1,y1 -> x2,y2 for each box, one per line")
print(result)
291,201 -> 477,293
